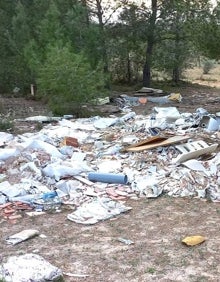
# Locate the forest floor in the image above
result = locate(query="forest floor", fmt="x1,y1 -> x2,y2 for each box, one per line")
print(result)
0,67 -> 220,282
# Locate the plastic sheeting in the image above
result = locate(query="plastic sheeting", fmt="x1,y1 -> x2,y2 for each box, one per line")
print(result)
0,253 -> 63,282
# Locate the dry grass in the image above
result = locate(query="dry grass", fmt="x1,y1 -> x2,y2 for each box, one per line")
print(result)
184,64 -> 220,88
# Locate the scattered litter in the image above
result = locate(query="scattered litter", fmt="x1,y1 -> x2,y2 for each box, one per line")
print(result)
88,172 -> 128,184
118,93 -> 182,107
0,132 -> 14,146
0,104 -> 219,225
131,175 -> 164,198
124,135 -> 189,152
5,229 -> 40,245
138,97 -> 148,104
154,107 -> 181,121
42,161 -> 91,181
21,115 -> 62,123
93,96 -> 110,105
123,136 -> 167,151
182,235 -> 206,246
74,175 -> 94,186
0,148 -> 19,161
93,117 -> 119,129
167,93 -> 182,102
67,198 -> 132,224
26,211 -> 46,217
0,201 -> 33,221
136,87 -> 164,94
173,140 -> 218,164
0,253 -> 63,282
63,272 -> 90,278
33,196 -> 61,211
61,136 -> 79,147
181,159 -> 208,173
200,115 -> 220,131
117,237 -> 134,245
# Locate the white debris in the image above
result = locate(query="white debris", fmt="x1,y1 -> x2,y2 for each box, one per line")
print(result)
0,148 -> 20,161
67,197 -> 132,224
42,161 -> 91,181
0,106 -> 219,223
0,253 -> 63,282
6,229 -> 40,245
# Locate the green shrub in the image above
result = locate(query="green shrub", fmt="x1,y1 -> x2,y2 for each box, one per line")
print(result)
0,119 -> 14,132
203,60 -> 214,74
37,44 -> 107,116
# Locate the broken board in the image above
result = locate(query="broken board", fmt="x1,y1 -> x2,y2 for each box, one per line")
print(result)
124,135 -> 190,152
172,141 -> 218,164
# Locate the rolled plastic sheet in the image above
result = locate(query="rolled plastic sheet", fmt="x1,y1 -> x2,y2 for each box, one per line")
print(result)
88,172 -> 128,184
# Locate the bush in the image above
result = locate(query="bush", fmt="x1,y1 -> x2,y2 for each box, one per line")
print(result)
203,60 -> 214,74
37,44 -> 107,116
0,119 -> 14,132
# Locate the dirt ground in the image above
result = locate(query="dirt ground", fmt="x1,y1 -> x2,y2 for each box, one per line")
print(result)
0,78 -> 220,281
1,197 -> 220,282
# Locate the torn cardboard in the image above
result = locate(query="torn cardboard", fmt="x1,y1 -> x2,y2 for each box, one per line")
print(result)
124,135 -> 190,152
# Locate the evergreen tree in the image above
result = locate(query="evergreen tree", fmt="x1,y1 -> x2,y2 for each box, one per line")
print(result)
37,43 -> 107,116
156,0 -> 211,83
195,2 -> 220,59
0,1 -> 15,92
109,3 -> 147,83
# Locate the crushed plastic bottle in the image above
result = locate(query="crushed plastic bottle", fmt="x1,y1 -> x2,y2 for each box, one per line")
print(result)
33,191 -> 61,211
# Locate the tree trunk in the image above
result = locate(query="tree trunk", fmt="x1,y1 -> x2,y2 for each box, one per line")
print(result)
127,53 -> 132,83
172,16 -> 181,85
172,67 -> 180,84
96,0 -> 108,73
143,0 -> 157,87
143,41 -> 153,87
80,0 -> 90,26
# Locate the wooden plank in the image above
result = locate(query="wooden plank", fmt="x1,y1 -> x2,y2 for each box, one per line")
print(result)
125,135 -> 190,152
124,136 -> 167,150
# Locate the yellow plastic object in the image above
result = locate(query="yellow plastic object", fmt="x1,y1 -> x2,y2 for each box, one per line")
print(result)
168,93 -> 182,102
182,235 -> 206,246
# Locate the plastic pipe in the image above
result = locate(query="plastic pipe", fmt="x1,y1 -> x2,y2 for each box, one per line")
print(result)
88,172 -> 128,184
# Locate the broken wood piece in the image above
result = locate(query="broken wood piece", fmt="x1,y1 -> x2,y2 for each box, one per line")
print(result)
123,136 -> 167,151
124,135 -> 190,152
74,175 -> 94,186
173,141 -> 218,164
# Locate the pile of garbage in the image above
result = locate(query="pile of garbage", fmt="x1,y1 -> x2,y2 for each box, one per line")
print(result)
0,105 -> 219,224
